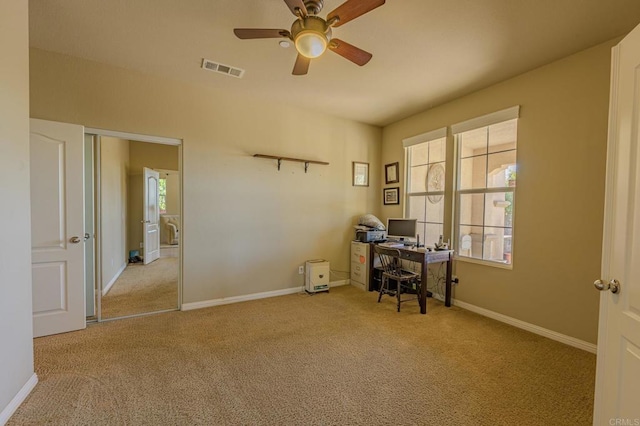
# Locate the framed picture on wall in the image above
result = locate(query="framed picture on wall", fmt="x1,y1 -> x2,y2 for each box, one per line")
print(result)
383,187 -> 400,205
385,162 -> 399,184
352,162 -> 369,186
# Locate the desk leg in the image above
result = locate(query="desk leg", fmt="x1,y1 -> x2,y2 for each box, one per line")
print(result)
445,257 -> 452,307
420,260 -> 428,314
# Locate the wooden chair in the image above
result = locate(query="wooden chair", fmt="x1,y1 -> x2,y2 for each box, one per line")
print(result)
374,245 -> 421,312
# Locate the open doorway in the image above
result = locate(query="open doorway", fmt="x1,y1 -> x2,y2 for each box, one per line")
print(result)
85,130 -> 182,321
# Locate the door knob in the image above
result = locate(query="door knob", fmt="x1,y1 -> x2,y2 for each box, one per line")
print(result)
594,279 -> 621,294
69,236 -> 82,244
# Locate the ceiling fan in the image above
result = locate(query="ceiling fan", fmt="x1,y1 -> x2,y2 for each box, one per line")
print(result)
233,0 -> 385,75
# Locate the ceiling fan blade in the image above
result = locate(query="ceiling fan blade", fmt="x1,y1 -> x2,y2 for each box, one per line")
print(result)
283,0 -> 307,17
233,28 -> 291,39
292,54 -> 311,75
329,39 -> 372,66
327,0 -> 385,27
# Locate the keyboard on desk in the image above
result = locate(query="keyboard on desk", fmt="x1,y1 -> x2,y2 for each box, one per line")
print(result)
379,241 -> 405,248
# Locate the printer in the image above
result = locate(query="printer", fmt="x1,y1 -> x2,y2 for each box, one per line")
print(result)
355,229 -> 386,243
354,214 -> 387,243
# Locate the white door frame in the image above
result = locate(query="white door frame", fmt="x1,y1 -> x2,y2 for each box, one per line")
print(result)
84,135 -> 96,318
85,128 -> 183,321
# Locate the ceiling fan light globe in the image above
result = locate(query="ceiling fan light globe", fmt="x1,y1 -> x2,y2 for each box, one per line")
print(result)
295,31 -> 327,58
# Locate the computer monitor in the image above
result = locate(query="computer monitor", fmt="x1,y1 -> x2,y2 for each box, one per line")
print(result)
386,218 -> 417,241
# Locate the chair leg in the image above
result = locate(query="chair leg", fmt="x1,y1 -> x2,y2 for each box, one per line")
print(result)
397,280 -> 401,312
377,276 -> 386,303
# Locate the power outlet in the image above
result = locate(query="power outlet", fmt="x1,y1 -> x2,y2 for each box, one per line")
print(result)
298,265 -> 304,275
140,242 -> 144,248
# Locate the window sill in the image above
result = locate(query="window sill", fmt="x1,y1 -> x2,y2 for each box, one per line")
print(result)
454,255 -> 513,270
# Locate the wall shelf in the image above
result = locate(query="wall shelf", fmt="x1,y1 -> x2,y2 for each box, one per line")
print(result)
254,154 -> 329,173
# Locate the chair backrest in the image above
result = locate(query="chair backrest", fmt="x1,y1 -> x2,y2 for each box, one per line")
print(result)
374,245 -> 403,276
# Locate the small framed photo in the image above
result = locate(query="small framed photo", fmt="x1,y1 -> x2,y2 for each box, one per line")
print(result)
352,162 -> 369,187
385,162 -> 399,184
383,187 -> 400,205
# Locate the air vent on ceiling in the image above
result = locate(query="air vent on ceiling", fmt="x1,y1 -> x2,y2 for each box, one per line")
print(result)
201,59 -> 245,78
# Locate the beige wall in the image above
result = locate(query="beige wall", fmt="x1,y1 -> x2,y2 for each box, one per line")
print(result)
129,140 -> 179,174
382,39 -> 615,344
164,172 -> 180,215
30,48 -> 382,304
100,137 -> 129,290
0,0 -> 35,417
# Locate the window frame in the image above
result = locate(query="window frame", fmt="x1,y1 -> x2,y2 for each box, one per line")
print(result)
403,128 -> 447,247
452,110 -> 519,269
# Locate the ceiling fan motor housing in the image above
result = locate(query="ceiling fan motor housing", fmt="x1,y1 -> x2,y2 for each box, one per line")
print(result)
291,16 -> 331,39
304,0 -> 324,15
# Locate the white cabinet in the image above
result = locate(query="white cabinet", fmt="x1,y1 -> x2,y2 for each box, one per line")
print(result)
350,241 -> 370,291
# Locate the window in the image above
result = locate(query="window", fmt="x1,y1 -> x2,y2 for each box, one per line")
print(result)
454,116 -> 518,266
158,177 -> 167,214
401,107 -> 519,267
404,128 -> 447,247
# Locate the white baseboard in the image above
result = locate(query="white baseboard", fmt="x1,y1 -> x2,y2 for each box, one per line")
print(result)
182,286 -> 301,311
182,280 -> 347,311
0,373 -> 38,425
102,262 -> 127,296
453,299 -> 597,354
330,279 -> 349,288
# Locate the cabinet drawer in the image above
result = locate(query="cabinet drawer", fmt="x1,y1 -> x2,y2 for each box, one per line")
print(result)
351,243 -> 369,264
351,261 -> 367,285
351,251 -> 367,264
351,241 -> 369,257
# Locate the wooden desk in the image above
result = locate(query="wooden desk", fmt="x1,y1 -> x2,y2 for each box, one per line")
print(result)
369,244 -> 453,314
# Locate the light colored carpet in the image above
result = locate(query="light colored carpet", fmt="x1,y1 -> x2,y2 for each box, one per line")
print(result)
101,257 -> 179,319
9,286 -> 595,425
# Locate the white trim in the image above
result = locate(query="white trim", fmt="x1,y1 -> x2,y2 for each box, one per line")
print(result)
402,127 -> 447,148
182,281 -> 348,311
85,128 -> 181,146
452,299 -> 596,353
451,106 -> 520,134
98,308 -> 178,322
101,262 -> 127,296
95,136 -> 103,320
329,279 -> 349,288
0,373 -> 38,425
181,286 -> 301,311
454,255 -> 513,270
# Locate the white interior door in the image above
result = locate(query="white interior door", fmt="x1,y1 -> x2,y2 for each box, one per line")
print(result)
30,118 -> 86,337
143,167 -> 160,265
593,23 -> 640,423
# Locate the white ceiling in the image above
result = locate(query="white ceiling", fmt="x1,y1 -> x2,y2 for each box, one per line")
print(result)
29,0 -> 640,127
